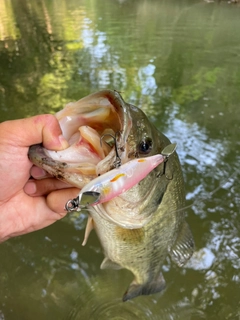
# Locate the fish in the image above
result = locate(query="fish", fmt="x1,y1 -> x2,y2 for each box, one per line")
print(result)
28,90 -> 194,301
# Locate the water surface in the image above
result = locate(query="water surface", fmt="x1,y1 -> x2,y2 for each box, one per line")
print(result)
0,0 -> 240,319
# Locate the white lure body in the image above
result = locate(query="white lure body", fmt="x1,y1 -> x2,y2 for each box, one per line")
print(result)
79,153 -> 166,206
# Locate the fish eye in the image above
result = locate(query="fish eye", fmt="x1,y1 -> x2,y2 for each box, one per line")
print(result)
138,137 -> 152,154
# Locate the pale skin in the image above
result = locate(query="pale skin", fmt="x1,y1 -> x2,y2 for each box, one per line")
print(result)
0,115 -> 79,243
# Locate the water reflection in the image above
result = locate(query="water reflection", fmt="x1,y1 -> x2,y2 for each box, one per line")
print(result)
0,0 -> 19,41
165,105 -> 228,169
0,0 -> 240,319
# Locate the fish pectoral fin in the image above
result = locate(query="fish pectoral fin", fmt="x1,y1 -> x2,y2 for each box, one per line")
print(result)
82,216 -> 94,246
169,220 -> 195,267
122,272 -> 166,302
100,257 -> 122,270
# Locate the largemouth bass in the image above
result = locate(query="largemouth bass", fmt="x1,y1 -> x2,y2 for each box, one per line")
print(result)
29,90 -> 194,301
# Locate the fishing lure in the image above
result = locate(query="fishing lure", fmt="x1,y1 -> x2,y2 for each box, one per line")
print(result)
65,143 -> 177,212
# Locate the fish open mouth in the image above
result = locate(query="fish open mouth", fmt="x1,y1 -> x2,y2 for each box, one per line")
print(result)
29,90 -> 132,188
29,90 -> 169,229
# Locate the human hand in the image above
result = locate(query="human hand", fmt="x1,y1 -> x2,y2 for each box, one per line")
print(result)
0,115 -> 78,242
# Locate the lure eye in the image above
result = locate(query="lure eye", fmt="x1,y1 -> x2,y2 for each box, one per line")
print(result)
138,137 -> 152,154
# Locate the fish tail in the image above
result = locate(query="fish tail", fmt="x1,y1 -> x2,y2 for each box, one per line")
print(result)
122,272 -> 166,302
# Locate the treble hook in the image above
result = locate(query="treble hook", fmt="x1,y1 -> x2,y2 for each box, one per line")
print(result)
100,132 -> 122,168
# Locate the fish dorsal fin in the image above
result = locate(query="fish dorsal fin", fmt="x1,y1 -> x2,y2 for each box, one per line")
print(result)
169,221 -> 195,267
82,216 -> 94,246
122,272 -> 166,302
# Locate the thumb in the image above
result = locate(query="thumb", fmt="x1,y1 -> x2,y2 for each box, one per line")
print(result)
2,114 -> 68,151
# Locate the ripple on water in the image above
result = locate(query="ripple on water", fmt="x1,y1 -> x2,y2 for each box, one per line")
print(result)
66,272 -> 206,320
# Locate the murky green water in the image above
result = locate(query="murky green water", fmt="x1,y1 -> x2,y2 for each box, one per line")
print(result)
0,0 -> 240,319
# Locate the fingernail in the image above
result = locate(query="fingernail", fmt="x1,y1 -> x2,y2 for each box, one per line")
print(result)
24,181 -> 37,195
58,134 -> 69,149
31,166 -> 47,179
